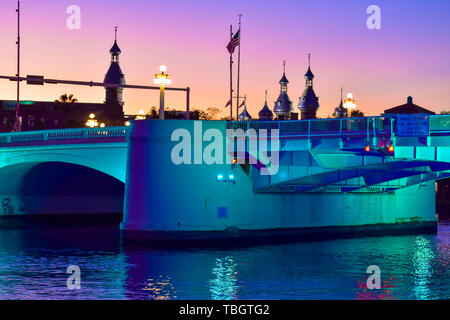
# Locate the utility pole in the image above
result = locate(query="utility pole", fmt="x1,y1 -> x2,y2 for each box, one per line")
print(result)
15,0 -> 21,132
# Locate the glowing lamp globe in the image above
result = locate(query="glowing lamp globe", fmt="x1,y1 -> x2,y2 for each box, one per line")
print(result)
343,93 -> 356,110
153,65 -> 172,86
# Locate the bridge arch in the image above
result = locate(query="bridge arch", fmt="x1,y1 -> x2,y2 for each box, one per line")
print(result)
0,159 -> 125,225
0,150 -> 125,183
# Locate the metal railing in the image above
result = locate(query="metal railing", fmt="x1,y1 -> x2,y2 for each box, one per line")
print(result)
1,115 -> 449,148
229,116 -> 393,139
430,114 -> 450,132
0,126 -> 129,147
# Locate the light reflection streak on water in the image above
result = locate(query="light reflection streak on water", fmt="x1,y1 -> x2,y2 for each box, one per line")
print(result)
413,236 -> 435,299
208,256 -> 239,300
142,275 -> 177,300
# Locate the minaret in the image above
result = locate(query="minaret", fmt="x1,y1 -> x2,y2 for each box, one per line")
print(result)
298,53 -> 319,119
334,88 -> 347,118
258,90 -> 274,121
238,96 -> 252,121
273,60 -> 292,120
104,27 -> 126,106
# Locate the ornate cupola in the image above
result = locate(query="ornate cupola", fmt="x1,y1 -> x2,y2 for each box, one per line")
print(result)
104,27 -> 126,106
298,53 -> 319,119
238,97 -> 252,121
334,88 -> 347,118
273,60 -> 293,120
258,90 -> 274,121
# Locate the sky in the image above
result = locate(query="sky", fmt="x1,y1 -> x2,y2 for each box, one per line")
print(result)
0,0 -> 449,118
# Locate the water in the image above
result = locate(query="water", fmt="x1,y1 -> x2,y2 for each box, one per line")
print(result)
0,220 -> 448,300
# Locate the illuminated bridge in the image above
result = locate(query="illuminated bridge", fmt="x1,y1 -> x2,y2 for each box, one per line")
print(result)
233,114 -> 450,193
0,127 -> 128,220
0,115 -> 449,238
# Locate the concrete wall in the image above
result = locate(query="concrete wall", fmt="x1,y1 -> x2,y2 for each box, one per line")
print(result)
122,120 -> 437,234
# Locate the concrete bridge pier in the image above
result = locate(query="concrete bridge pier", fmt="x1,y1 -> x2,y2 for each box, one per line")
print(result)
121,120 -> 438,244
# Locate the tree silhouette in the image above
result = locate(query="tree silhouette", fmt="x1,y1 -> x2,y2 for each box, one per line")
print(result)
198,107 -> 220,120
350,109 -> 365,117
55,93 -> 78,103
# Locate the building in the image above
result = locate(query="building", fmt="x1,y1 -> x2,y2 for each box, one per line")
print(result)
273,61 -> 293,120
238,104 -> 252,121
333,88 -> 347,118
258,90 -> 274,121
298,54 -> 319,119
0,29 -> 127,133
104,27 -> 126,107
384,96 -> 435,114
0,100 -> 123,132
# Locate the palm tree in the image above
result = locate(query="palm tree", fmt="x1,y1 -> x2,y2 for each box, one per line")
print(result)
54,94 -> 78,128
350,110 -> 365,117
55,93 -> 78,103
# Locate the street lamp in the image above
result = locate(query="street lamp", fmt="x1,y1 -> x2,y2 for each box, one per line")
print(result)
153,65 -> 171,120
86,113 -> 99,128
135,109 -> 146,120
343,93 -> 356,114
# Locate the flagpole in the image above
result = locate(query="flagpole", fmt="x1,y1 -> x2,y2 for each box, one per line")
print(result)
229,24 -> 233,122
236,14 -> 242,121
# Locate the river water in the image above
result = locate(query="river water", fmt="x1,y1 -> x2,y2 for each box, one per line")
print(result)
0,219 -> 448,300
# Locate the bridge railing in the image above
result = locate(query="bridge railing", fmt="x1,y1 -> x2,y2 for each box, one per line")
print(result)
0,127 -> 129,147
229,116 -> 392,139
429,114 -> 450,132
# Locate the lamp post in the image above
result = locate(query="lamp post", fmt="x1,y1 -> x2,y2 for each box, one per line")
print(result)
343,93 -> 356,116
85,113 -> 99,128
153,65 -> 172,120
135,109 -> 146,120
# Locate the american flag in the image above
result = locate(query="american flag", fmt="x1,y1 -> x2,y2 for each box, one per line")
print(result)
225,98 -> 232,108
226,30 -> 240,54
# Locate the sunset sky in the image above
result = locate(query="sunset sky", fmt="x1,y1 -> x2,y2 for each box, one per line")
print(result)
0,0 -> 449,118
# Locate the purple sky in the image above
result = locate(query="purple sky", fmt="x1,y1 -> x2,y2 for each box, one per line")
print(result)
0,0 -> 449,117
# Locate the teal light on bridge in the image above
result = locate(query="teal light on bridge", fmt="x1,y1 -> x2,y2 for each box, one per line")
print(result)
217,173 -> 235,183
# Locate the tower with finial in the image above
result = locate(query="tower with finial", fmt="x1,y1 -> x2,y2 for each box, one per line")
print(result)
298,53 -> 319,119
334,88 -> 347,118
104,26 -> 126,107
258,90 -> 274,121
238,95 -> 252,121
273,60 -> 293,120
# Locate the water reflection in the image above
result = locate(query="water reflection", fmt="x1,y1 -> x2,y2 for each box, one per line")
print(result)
0,227 -> 128,299
208,256 -> 239,300
412,236 -> 435,299
0,222 -> 448,299
143,275 -> 177,300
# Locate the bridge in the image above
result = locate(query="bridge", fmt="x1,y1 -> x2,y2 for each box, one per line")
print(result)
230,114 -> 450,193
0,115 -> 449,239
0,127 -> 128,219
